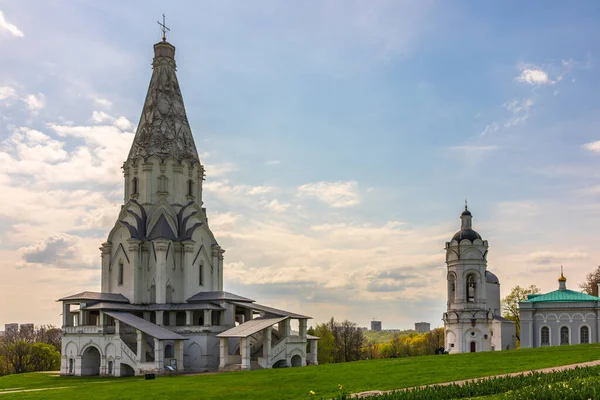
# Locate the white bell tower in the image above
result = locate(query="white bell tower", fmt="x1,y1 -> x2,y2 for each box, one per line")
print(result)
443,203 -> 493,353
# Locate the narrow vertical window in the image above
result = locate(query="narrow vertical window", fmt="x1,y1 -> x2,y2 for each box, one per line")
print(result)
132,177 -> 138,195
581,326 -> 590,344
199,264 -> 203,286
118,262 -> 124,285
467,275 -> 476,302
560,326 -> 569,345
188,179 -> 194,196
541,327 -> 550,345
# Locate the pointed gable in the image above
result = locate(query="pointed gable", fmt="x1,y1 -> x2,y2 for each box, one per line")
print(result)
127,41 -> 200,165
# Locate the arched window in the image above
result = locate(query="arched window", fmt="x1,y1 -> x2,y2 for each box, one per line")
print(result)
108,360 -> 113,375
581,326 -> 590,344
164,344 -> 174,359
68,358 -> 74,374
467,275 -> 476,302
199,263 -> 204,286
149,284 -> 156,303
541,327 -> 550,346
158,175 -> 168,193
560,326 -> 569,345
166,284 -> 173,303
118,262 -> 124,285
448,274 -> 456,302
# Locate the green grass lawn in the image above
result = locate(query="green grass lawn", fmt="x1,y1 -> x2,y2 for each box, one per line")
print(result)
2,344 -> 600,399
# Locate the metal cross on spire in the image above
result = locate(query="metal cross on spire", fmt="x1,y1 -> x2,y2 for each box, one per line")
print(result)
464,199 -> 468,211
157,14 -> 170,42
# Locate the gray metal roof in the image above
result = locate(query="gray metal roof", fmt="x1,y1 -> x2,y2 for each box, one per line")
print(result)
84,302 -> 224,312
57,291 -> 130,304
186,291 -> 254,303
231,301 -> 311,319
217,317 -> 287,338
104,311 -> 185,340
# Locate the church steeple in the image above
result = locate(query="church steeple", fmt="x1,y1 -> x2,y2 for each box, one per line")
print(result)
126,39 -> 200,165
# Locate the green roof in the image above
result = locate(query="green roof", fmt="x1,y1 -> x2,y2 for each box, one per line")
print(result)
522,289 -> 600,303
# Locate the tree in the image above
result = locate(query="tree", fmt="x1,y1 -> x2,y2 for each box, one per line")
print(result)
0,324 -> 61,375
501,285 -> 541,345
580,265 -> 600,296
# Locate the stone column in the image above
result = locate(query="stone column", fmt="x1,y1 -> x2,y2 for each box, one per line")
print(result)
142,162 -> 153,205
204,310 -> 212,326
219,338 -> 228,369
182,240 -> 195,297
143,312 -> 151,321
115,320 -> 120,335
299,319 -> 307,340
98,311 -> 105,328
175,340 -> 184,372
244,308 -> 252,323
262,327 -> 272,367
156,311 -> 164,326
211,246 -> 220,291
185,310 -> 193,326
154,338 -> 164,370
136,330 -> 145,363
169,312 -> 176,327
127,239 -> 142,303
172,164 -> 183,206
240,337 -> 251,370
309,340 -> 318,365
218,249 -> 225,291
154,239 -> 170,304
100,242 -> 112,293
75,355 -> 82,376
62,303 -> 71,327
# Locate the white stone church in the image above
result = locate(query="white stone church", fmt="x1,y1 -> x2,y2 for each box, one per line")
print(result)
58,37 -> 318,376
442,206 -> 516,353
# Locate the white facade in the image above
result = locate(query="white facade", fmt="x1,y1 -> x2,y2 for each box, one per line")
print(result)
59,38 -> 317,377
519,276 -> 600,348
442,206 -> 516,353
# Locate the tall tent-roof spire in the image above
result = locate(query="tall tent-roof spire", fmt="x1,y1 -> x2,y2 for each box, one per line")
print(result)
126,33 -> 200,165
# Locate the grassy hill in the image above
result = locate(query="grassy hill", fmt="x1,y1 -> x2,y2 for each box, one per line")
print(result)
2,344 -> 600,399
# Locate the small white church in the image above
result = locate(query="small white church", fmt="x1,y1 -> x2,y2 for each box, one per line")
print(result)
58,36 -> 318,376
442,205 -> 516,353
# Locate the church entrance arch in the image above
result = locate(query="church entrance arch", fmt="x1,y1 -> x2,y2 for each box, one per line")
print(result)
470,342 -> 476,353
81,346 -> 101,376
291,355 -> 302,367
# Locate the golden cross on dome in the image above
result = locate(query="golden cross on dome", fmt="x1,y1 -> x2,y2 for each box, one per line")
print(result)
157,14 -> 170,42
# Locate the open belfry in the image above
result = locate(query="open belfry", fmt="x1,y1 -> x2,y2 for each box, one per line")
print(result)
58,26 -> 318,376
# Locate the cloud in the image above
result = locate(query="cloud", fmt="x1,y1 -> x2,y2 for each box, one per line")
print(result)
93,98 -> 113,109
18,234 -> 98,270
23,93 -> 45,112
583,141 -> 600,153
480,122 -> 499,136
516,66 -> 552,85
297,181 -> 360,208
0,11 -> 24,37
265,160 -> 280,165
91,111 -> 133,130
264,199 -> 291,213
503,98 -> 534,127
0,86 -> 18,100
525,251 -> 589,265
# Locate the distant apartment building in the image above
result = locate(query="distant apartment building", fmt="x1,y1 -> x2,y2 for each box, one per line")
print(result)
371,320 -> 382,331
415,322 -> 431,333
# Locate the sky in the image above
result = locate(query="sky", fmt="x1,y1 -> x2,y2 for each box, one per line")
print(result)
1,0 -> 600,330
